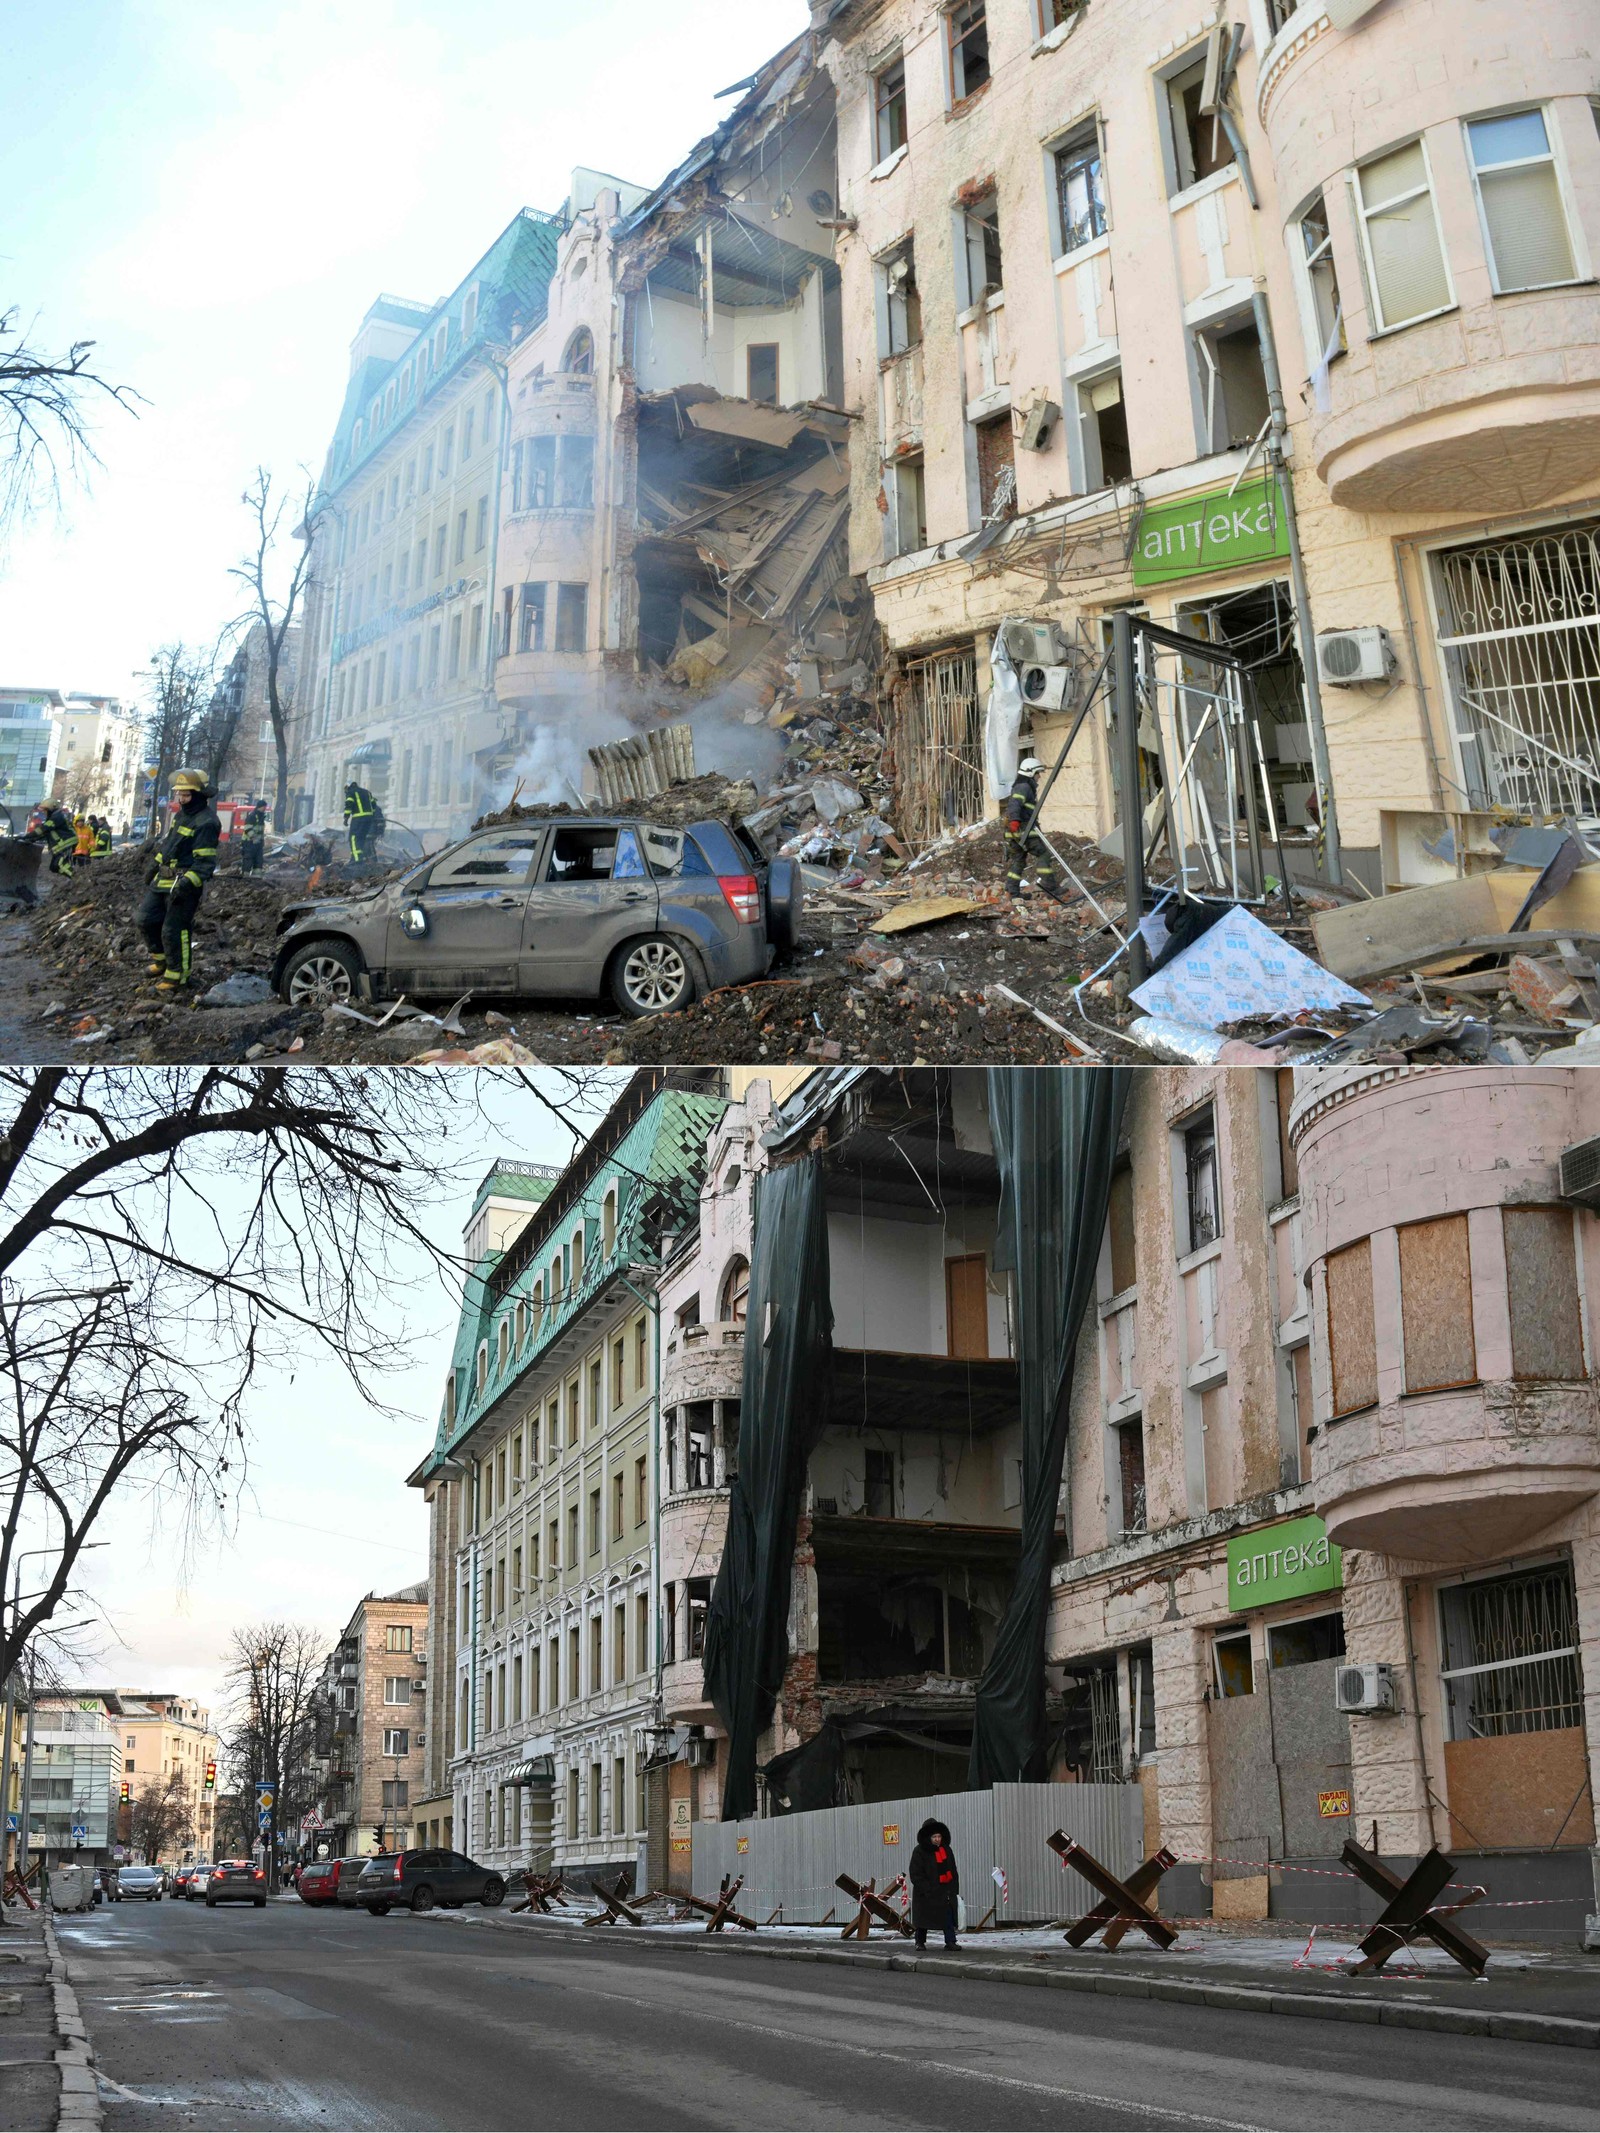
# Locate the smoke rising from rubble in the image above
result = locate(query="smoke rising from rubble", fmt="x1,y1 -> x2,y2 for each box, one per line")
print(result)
483,677 -> 787,814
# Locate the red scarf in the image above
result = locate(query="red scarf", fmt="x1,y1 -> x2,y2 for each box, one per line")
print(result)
934,1844 -> 953,1885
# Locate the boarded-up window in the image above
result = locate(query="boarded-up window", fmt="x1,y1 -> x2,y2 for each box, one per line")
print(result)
1399,1215 -> 1476,1393
1504,1207 -> 1585,1380
1326,1239 -> 1376,1416
1108,1162 -> 1136,1293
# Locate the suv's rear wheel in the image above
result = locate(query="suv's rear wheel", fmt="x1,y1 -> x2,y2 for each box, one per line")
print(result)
280,937 -> 363,1007
610,936 -> 700,1017
481,1878 -> 506,1908
366,1902 -> 391,1916
411,1884 -> 436,1913
765,857 -> 801,957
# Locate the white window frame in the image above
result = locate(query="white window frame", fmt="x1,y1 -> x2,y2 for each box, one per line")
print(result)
1288,189 -> 1346,376
1462,103 -> 1587,296
885,453 -> 927,559
1048,113 -> 1109,259
382,1728 -> 410,1757
1349,134 -> 1456,336
383,1677 -> 413,1706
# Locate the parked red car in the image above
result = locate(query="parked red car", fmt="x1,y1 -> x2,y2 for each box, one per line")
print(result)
297,1858 -> 349,1906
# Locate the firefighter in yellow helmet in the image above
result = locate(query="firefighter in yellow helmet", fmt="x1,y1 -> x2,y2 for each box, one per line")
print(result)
138,769 -> 221,991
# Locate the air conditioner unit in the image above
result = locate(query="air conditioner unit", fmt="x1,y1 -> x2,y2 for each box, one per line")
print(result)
1559,1136 -> 1600,1209
1334,1661 -> 1398,1715
1316,625 -> 1396,687
684,1737 -> 714,1767
1000,619 -> 1073,669
1018,399 -> 1060,452
1020,663 -> 1076,711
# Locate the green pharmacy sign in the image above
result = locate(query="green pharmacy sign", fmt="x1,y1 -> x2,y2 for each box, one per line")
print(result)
1227,1513 -> 1342,1612
1131,477 -> 1291,587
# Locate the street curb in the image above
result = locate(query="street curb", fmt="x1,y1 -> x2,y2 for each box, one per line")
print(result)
42,1910 -> 103,2133
432,1910 -> 1600,2054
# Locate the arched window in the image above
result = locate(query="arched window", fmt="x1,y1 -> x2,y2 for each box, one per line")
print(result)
720,1257 -> 750,1325
572,1227 -> 585,1286
515,1299 -> 527,1349
532,1278 -> 545,1335
475,1341 -> 488,1391
602,1188 -> 617,1257
497,1319 -> 510,1370
563,328 -> 595,375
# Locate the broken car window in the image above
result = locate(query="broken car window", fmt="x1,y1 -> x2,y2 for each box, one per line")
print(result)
431,832 -> 545,884
545,828 -> 619,883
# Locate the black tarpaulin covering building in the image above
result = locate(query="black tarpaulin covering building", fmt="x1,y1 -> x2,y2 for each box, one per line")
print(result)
968,1066 -> 1132,1787
702,1154 -> 834,1823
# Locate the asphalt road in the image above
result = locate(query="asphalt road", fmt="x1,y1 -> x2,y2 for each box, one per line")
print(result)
56,1898 -> 1600,2132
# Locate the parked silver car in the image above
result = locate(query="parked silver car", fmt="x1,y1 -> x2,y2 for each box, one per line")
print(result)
270,815 -> 800,1017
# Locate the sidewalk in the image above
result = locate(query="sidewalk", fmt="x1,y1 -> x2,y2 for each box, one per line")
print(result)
421,1903 -> 1600,2051
0,1905 -> 94,2132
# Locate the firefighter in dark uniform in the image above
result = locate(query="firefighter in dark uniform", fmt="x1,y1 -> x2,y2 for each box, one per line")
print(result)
91,817 -> 113,858
239,799 -> 267,874
1003,755 -> 1059,898
28,804 -> 78,877
343,782 -> 380,864
138,769 -> 221,991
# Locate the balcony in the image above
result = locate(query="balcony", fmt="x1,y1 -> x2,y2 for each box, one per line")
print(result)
1293,1065 -> 1600,1560
661,1321 -> 744,1407
1256,7 -> 1600,515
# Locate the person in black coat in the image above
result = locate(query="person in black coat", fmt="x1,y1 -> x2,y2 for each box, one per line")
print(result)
909,1818 -> 959,1951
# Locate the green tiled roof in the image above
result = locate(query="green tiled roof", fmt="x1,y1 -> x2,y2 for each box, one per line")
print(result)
321,208 -> 562,501
425,1087 -> 724,1475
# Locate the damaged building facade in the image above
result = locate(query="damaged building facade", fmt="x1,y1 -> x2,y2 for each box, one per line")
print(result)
296,210 -> 562,841
812,0 -> 1600,891
631,1064 -> 1596,1929
485,39 -> 874,809
410,1073 -> 725,1887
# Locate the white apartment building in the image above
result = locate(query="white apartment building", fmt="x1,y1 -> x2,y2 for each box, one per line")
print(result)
297,210 -> 561,843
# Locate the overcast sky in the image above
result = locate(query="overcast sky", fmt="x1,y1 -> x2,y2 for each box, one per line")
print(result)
0,0 -> 806,708
72,1070 -> 619,1724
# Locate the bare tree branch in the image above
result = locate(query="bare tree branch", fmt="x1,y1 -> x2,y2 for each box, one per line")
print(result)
228,469 -> 318,832
0,307 -> 142,535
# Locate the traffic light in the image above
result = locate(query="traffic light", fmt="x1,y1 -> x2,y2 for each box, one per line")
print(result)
203,1758 -> 216,1791
372,1827 -> 386,1852
118,1780 -> 131,1805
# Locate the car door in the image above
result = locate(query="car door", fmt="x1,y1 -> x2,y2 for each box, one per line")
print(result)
443,1850 -> 480,1903
518,823 -> 657,995
384,827 -> 549,996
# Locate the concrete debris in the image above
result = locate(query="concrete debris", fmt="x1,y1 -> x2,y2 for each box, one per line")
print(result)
199,973 -> 276,1009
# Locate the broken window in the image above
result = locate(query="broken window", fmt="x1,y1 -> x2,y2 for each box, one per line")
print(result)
864,1447 -> 896,1518
563,328 -> 595,375
685,1403 -> 714,1490
975,412 -> 1015,526
1326,1237 -> 1376,1418
746,343 -> 779,405
1164,54 -> 1236,195
960,191 -> 1003,305
947,0 -> 990,102
554,582 -> 588,653
1193,313 -> 1270,455
1182,1108 -> 1221,1251
516,584 -> 545,653
889,454 -> 927,558
1268,1611 -> 1346,1667
720,1258 -> 749,1325
1213,1631 -> 1254,1698
1039,0 -> 1084,27
1130,1645 -> 1157,1759
1108,1160 -> 1136,1293
557,434 -> 594,507
881,242 -> 922,357
512,436 -> 547,512
1054,119 -> 1107,254
1076,369 -> 1131,489
686,1577 -> 711,1661
1116,1418 -> 1146,1533
1441,1562 -> 1583,1741
1298,193 -> 1346,362
874,56 -> 908,160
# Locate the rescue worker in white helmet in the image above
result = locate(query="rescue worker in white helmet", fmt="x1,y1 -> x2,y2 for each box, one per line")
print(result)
1003,756 -> 1059,899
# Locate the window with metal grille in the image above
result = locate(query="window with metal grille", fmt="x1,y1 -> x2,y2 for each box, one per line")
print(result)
891,645 -> 984,845
1432,517 -> 1600,817
1088,1665 -> 1121,1780
1439,1562 -> 1583,1740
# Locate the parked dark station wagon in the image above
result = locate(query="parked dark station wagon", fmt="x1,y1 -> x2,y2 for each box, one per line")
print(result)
271,815 -> 800,1017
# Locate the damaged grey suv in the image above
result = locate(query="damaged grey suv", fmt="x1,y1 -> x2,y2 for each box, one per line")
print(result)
270,815 -> 800,1016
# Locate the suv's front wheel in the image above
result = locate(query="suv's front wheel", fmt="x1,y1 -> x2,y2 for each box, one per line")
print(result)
481,1878 -> 506,1908
280,937 -> 363,1007
610,936 -> 700,1017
